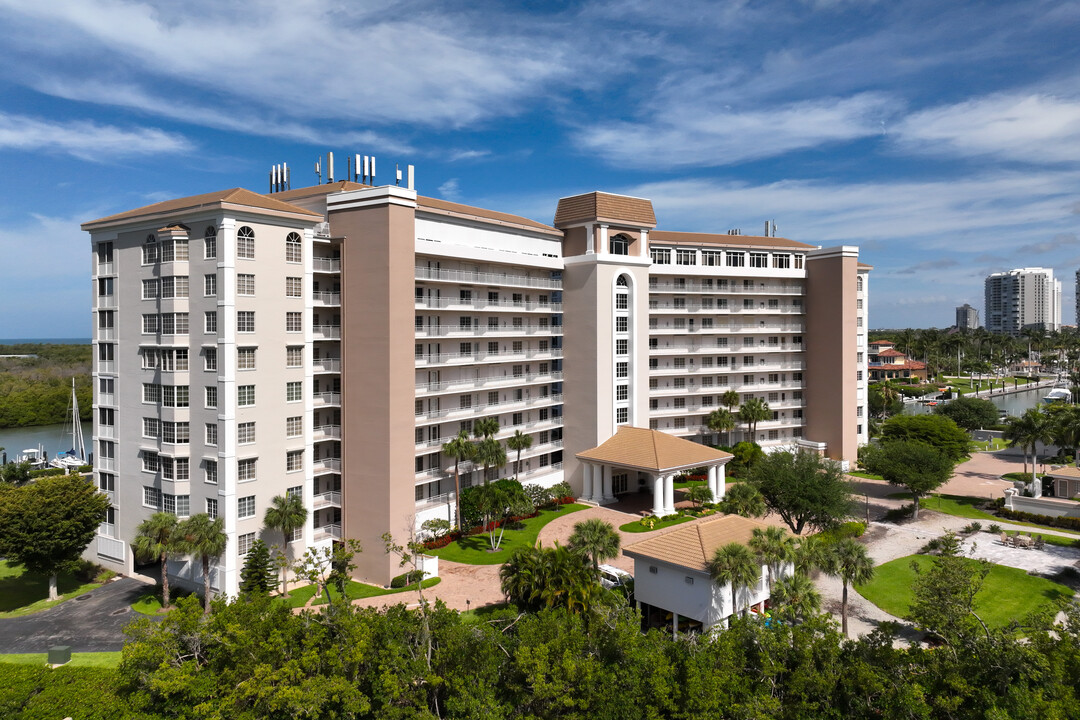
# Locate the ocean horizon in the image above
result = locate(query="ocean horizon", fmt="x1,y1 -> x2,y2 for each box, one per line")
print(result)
0,338 -> 92,345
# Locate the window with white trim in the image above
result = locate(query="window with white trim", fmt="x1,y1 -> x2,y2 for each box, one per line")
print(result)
286,450 -> 303,472
286,312 -> 303,332
237,347 -> 256,370
237,274 -> 255,296
205,423 -> 218,446
204,311 -> 217,334
142,279 -> 160,299
206,497 -> 218,519
143,486 -> 162,509
286,277 -> 302,297
237,226 -> 255,259
238,458 -> 256,482
237,311 -> 255,333
238,421 -> 256,444
204,348 -> 217,371
286,346 -> 303,368
204,226 -> 217,259
204,459 -> 218,484
286,232 -> 302,263
205,386 -> 217,409
238,495 -> 256,518
204,274 -> 217,296
286,381 -> 302,402
238,385 -> 255,406
238,532 -> 256,555
286,416 -> 302,437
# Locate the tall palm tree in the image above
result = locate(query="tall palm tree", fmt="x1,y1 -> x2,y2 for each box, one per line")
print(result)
721,390 -> 740,414
706,408 -> 737,446
1051,405 -> 1080,467
1004,408 -> 1049,476
474,436 -> 507,484
131,512 -> 178,609
567,518 -> 621,572
823,537 -> 874,636
770,573 -> 822,624
708,542 -> 760,620
499,543 -> 599,614
264,493 -> 308,596
748,526 -> 795,593
473,416 -> 500,440
443,429 -> 476,529
174,513 -> 228,614
738,397 -> 771,442
507,429 -> 533,478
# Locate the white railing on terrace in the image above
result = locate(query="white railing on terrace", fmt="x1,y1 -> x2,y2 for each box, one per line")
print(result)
314,424 -> 341,439
416,491 -> 454,509
312,291 -> 341,305
650,324 -> 804,334
315,523 -> 342,540
649,281 -> 804,295
313,491 -> 342,509
97,392 -> 115,406
97,425 -> 116,439
97,361 -> 116,374
313,358 -> 341,373
97,262 -> 115,275
313,257 -> 340,273
650,362 -> 801,376
651,381 -> 804,393
415,370 -> 562,393
414,297 -> 562,312
415,324 -> 562,338
313,457 -> 341,473
97,534 -> 125,561
313,325 -> 341,340
521,462 -> 562,478
650,303 -> 803,314
313,392 -> 341,406
416,348 -> 562,365
414,421 -> 563,450
415,265 -> 562,289
416,394 -> 563,420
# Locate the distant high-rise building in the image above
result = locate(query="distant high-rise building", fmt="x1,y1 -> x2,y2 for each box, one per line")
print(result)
1075,269 -> 1079,327
984,268 -> 1061,336
955,303 -> 979,330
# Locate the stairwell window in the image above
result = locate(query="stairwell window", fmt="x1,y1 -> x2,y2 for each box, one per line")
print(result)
286,232 -> 302,263
237,226 -> 255,259
204,226 -> 217,259
610,233 -> 630,255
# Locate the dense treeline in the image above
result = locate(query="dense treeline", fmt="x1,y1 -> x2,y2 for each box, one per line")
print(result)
0,344 -> 91,428
3,595 -> 1080,719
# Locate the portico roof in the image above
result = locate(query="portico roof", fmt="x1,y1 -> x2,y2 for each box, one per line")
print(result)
576,426 -> 732,474
623,514 -> 775,573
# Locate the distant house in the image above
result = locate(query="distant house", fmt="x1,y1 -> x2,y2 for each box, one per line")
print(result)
622,514 -> 789,635
868,340 -> 927,382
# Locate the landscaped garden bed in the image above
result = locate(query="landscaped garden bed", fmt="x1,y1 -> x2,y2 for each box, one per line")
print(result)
285,577 -> 442,608
0,561 -> 114,618
620,514 -> 694,533
425,503 -> 588,564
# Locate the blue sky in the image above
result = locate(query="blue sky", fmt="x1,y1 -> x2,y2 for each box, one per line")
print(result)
2,0 -> 1080,336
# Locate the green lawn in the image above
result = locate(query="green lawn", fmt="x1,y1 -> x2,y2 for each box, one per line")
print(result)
461,602 -> 513,624
0,561 -> 108,618
620,514 -> 694,533
856,554 -> 1073,628
886,493 -> 1000,521
426,503 -> 588,565
0,652 -> 121,668
972,438 -> 1009,451
131,587 -> 198,615
848,471 -> 884,481
673,479 -> 707,489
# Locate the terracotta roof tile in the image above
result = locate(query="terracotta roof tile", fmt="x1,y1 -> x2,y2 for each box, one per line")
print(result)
83,188 -> 319,229
877,349 -> 906,358
623,515 -> 776,572
649,230 -> 815,250
576,426 -> 731,473
269,180 -> 368,200
1047,466 -> 1080,479
554,192 -> 657,227
417,195 -> 559,235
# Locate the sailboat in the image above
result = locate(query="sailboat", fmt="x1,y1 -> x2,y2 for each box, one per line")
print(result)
50,379 -> 86,471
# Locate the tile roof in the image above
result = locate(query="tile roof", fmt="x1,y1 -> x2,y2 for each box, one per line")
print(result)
649,230 -> 815,250
877,349 -> 906,358
269,180 -> 369,200
623,514 -> 776,573
869,340 -> 894,346
1047,466 -> 1080,479
417,195 -> 560,235
83,188 -> 320,229
554,191 -> 657,228
576,426 -> 731,473
858,262 -> 874,270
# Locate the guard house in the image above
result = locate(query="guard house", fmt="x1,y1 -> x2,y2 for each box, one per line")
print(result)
575,426 -> 732,514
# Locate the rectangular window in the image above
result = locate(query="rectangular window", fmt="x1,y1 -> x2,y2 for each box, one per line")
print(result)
238,385 -> 255,406
286,346 -> 303,368
238,496 -> 256,519
162,312 -> 189,335
142,279 -> 159,299
702,250 -> 722,266
142,244 -> 159,265
141,350 -> 159,371
773,254 -> 791,269
616,385 -> 628,401
615,316 -> 628,332
142,417 -> 159,439
205,424 -> 218,446
162,422 -> 189,444
143,486 -> 161,509
204,311 -> 217,334
287,450 -> 303,472
676,249 -> 696,265
206,497 -> 218,519
616,362 -> 628,378
286,381 -> 302,402
286,312 -> 303,332
142,314 -> 159,334
237,347 -> 256,370
726,252 -> 745,267
204,347 -> 217,371
142,383 -> 161,404
286,416 -> 303,437
615,339 -> 628,355
238,458 -> 256,482
161,276 -> 189,298
286,277 -> 302,297
204,274 -> 217,296
237,311 -> 255,333
616,407 -> 628,424
237,274 -> 255,296
162,385 -> 189,408
238,532 -> 256,555
238,421 -> 256,444
615,294 -> 628,310
650,248 -> 671,264
749,252 -> 768,268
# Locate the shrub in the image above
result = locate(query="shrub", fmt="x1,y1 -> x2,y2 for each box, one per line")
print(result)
815,521 -> 867,544
28,466 -> 66,479
883,503 -> 915,523
548,481 -> 573,502
420,518 -> 452,541
524,483 -> 554,509
997,507 -> 1080,532
988,523 -> 1002,534
961,522 -> 982,534
390,570 -> 425,588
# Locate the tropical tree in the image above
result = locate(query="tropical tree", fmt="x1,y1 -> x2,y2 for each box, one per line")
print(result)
473,417 -> 500,440
685,484 -> 714,508
567,518 -> 621,572
507,429 -> 533,478
770,573 -> 822,624
907,531 -> 992,643
474,436 -> 507,484
880,414 -> 971,462
708,542 -> 760,619
823,537 -> 874,636
748,526 -> 795,593
1048,404 -> 1080,466
131,512 -> 179,609
721,389 -> 740,413
1003,408 -> 1050,476
442,429 -> 476,529
473,480 -> 530,551
748,449 -> 854,534
863,440 -> 955,520
264,493 -> 309,596
738,397 -> 771,441
718,481 -> 766,518
933,395 -> 999,430
706,408 -> 737,446
174,513 -> 228,613
499,543 -> 600,614
239,539 -> 277,596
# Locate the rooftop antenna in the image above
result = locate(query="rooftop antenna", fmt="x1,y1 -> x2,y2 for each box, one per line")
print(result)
347,155 -> 352,184
771,220 -> 777,237
327,152 -> 335,184
395,164 -> 402,186
370,156 -> 376,185
363,155 -> 370,184
315,157 -> 322,185
407,164 -> 414,191
284,162 -> 289,190
268,165 -> 274,193
764,221 -> 769,237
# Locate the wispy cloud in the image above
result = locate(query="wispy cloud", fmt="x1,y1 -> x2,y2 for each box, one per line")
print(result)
896,259 -> 959,275
1016,233 -> 1079,255
437,178 -> 462,201
0,112 -> 191,161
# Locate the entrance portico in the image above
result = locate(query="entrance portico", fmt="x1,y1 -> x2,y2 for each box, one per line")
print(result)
576,427 -> 732,516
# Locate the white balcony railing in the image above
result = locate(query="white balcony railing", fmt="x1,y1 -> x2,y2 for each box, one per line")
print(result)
415,265 -> 562,290
97,425 -> 116,439
312,291 -> 341,306
416,394 -> 563,421
97,457 -> 116,471
97,327 -> 117,341
97,262 -> 115,275
313,457 -> 341,474
314,424 -> 341,440
414,324 -> 562,338
314,523 -> 342,541
313,392 -> 341,406
97,534 -> 125,561
313,491 -> 342,509
313,257 -> 340,273
313,358 -> 341,373
97,295 -> 117,308
415,370 -> 562,394
415,348 -> 562,366
414,297 -> 562,312
313,325 -> 341,340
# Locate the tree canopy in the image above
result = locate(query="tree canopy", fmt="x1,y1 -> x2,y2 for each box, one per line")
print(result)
879,414 -> 971,462
933,395 -> 999,431
862,439 -> 955,520
748,450 -> 854,534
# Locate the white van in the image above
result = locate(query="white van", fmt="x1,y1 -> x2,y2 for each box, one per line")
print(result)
598,564 -> 633,590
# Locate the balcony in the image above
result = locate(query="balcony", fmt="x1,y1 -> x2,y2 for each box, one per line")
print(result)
415,265 -> 562,290
649,302 -> 803,314
414,297 -> 562,313
96,534 -> 125,561
97,360 -> 116,374
313,257 -> 340,273
314,358 -> 341,373
97,295 -> 117,309
97,457 -> 116,471
415,370 -> 562,395
415,393 -> 563,422
313,291 -> 341,306
648,281 -> 804,295
314,424 -> 341,440
313,490 -> 342,510
415,347 -> 562,366
97,392 -> 115,406
314,523 -> 342,541
313,325 -> 341,340
313,392 -> 341,407
97,262 -> 115,275
414,324 -> 562,338
97,425 -> 116,439
313,457 -> 341,475
97,327 -> 117,341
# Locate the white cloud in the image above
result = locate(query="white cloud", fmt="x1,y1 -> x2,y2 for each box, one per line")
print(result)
437,178 -> 462,201
0,112 -> 192,161
894,93 -> 1080,163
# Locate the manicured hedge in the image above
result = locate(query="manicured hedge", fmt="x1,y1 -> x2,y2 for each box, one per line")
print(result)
996,508 -> 1080,532
0,664 -> 147,719
27,467 -> 66,479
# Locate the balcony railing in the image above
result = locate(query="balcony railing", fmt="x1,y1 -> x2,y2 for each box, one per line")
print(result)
414,297 -> 562,312
313,457 -> 341,474
314,424 -> 341,440
313,257 -> 340,273
313,325 -> 341,340
97,360 -> 116,374
97,457 -> 116,471
96,534 -> 125,561
649,281 -> 804,295
313,392 -> 341,407
97,327 -> 117,341
97,392 -> 115,406
415,265 -> 562,289
97,262 -> 115,275
97,425 -> 116,439
414,324 -> 562,338
649,303 -> 803,314
415,394 -> 563,421
314,523 -> 342,541
415,370 -> 562,394
313,358 -> 341,373
313,291 -> 341,306
415,348 -> 562,365
313,490 -> 342,509
97,295 -> 117,308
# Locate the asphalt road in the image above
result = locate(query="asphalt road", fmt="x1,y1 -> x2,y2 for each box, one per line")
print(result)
0,577 -> 155,653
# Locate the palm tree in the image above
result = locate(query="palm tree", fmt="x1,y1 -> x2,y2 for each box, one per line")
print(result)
738,397 -> 771,442
174,513 -> 228,614
473,416 -> 500,440
442,429 -> 476,529
567,518 -> 621,572
1051,405 -> 1080,467
474,436 -> 507,484
500,543 -> 600,614
720,482 -> 766,518
748,526 -> 794,593
721,389 -> 740,416
708,542 -> 760,620
706,408 -> 737,446
823,537 -> 874,636
507,429 -> 533,478
131,512 -> 178,609
264,493 -> 308,596
1004,408 -> 1049,476
770,574 -> 822,624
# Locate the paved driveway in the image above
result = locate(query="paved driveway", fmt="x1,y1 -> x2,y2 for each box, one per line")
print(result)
0,577 -> 154,653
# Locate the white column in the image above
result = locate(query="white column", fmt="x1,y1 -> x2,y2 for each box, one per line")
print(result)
716,463 -> 727,501
586,224 -> 595,255
663,474 -> 675,516
597,224 -> 609,255
652,474 -> 664,516
707,466 -> 718,500
581,463 -> 593,502
601,465 -> 615,503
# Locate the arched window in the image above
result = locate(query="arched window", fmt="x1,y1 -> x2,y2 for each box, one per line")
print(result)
237,226 -> 255,259
286,232 -> 302,263
857,276 -> 864,292
204,226 -> 217,260
616,275 -> 629,286
610,233 -> 630,256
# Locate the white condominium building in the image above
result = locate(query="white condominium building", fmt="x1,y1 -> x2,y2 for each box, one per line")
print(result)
83,176 -> 869,593
985,267 -> 1061,335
